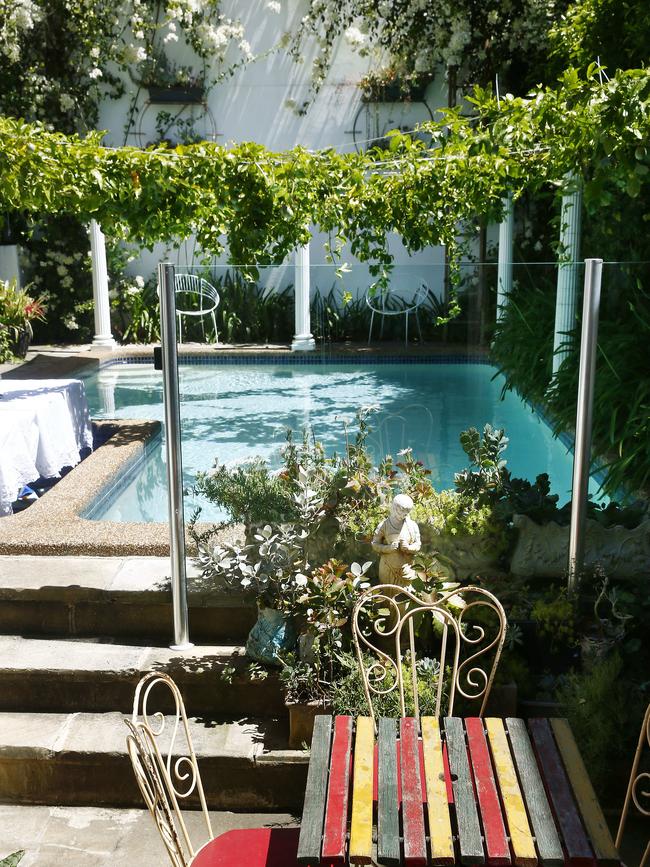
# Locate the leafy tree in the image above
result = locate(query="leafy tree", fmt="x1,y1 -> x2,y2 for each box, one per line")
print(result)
548,0 -> 650,77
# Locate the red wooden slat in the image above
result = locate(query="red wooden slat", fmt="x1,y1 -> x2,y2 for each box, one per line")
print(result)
400,717 -> 427,867
465,717 -> 512,866
322,715 -> 354,864
528,718 -> 596,867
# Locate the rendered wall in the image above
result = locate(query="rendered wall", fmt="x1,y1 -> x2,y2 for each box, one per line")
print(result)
96,0 -> 447,299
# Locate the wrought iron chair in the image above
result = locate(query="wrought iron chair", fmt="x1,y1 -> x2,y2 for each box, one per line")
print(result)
366,283 -> 429,346
174,274 -> 220,344
616,701 -> 650,867
351,583 -> 507,728
125,672 -> 300,866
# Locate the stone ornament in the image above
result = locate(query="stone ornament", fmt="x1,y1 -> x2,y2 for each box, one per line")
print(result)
372,494 -> 421,587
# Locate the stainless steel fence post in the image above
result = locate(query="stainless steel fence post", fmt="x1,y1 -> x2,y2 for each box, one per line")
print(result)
158,262 -> 192,649
567,257 -> 603,593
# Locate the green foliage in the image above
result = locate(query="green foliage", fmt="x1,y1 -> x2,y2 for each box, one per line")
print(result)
0,853 -> 25,867
195,458 -> 297,525
555,654 -> 641,796
531,588 -> 576,652
549,0 -> 650,77
330,651 -> 443,718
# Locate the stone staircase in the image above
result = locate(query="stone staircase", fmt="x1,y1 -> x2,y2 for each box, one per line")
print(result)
0,556 -> 308,811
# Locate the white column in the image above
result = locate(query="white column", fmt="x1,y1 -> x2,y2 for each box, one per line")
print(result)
88,219 -> 116,348
0,245 -> 21,287
553,178 -> 582,375
496,192 -> 514,321
291,237 -> 315,351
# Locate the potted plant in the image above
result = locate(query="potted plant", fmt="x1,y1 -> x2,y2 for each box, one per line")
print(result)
0,279 -> 46,359
140,51 -> 205,103
279,653 -> 330,749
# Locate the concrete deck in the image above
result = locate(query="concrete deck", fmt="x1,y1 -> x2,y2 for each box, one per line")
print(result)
0,805 -> 297,866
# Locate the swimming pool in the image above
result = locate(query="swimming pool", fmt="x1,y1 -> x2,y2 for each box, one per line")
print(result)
83,359 -> 600,523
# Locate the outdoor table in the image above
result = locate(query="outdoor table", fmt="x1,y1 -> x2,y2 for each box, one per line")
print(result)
0,379 -> 93,514
0,378 -> 93,453
297,714 -> 621,866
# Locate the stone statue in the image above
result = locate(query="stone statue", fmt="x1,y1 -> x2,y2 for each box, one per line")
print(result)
372,494 -> 421,587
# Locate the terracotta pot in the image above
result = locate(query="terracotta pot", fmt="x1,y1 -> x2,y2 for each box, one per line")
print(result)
286,699 -> 331,750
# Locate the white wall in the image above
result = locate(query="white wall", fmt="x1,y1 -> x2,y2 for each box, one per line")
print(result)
96,0 -> 448,299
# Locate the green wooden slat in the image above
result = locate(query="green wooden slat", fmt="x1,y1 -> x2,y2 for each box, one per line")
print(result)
507,718 -> 563,867
297,714 -> 333,865
445,716 -> 485,865
378,717 -> 400,866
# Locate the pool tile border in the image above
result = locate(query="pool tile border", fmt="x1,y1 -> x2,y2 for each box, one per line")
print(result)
99,352 -> 493,369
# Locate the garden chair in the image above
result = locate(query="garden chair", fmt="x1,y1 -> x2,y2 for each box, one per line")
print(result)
351,583 -> 507,728
616,701 -> 650,867
125,672 -> 300,867
366,283 -> 429,346
174,274 -> 220,344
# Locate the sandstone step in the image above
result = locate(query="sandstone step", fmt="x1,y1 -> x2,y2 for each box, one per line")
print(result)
0,711 -> 308,811
0,635 -> 285,716
0,556 -> 256,641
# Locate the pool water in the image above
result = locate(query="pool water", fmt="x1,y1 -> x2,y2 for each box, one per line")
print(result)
84,362 -> 600,523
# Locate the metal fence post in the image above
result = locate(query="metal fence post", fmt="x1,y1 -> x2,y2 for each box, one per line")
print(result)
567,257 -> 603,593
158,262 -> 192,649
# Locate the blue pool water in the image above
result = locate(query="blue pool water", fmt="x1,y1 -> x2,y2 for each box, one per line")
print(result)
83,361 -> 600,523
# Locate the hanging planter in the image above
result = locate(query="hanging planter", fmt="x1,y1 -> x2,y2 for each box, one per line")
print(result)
147,85 -> 204,104
359,68 -> 431,103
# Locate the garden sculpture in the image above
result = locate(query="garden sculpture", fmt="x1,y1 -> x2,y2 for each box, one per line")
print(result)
372,493 -> 421,587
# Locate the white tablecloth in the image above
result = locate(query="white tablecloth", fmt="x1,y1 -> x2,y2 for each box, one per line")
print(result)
0,409 -> 40,516
0,379 -> 93,451
0,378 -> 93,515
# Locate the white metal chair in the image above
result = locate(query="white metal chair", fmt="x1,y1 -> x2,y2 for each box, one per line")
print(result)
616,701 -> 650,867
366,283 -> 429,346
125,672 -> 301,867
351,583 -> 507,728
174,274 -> 220,344
125,672 -> 213,866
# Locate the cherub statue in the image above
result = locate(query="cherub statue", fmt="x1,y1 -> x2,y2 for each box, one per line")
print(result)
372,493 -> 421,587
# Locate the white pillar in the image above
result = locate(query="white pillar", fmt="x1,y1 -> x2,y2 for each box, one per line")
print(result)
553,178 -> 582,375
291,238 -> 315,351
496,193 -> 514,321
0,245 -> 21,287
88,219 -> 116,348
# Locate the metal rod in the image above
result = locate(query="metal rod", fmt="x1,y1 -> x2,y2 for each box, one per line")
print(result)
158,262 -> 192,649
567,258 -> 603,592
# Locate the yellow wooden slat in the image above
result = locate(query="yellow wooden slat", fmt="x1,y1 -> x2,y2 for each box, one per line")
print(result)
486,717 -> 538,867
550,717 -> 619,863
349,716 -> 375,865
421,717 -> 455,864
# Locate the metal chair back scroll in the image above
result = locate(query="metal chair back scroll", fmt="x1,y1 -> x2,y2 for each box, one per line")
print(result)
352,583 -> 507,728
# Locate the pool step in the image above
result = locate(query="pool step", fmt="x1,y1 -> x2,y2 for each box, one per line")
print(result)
0,555 -> 256,642
0,710 -> 308,810
0,635 -> 285,717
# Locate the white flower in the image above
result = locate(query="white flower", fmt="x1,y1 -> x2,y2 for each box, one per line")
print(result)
62,314 -> 79,331
266,0 -> 281,12
164,31 -> 179,44
239,39 -> 253,60
344,25 -> 366,49
135,30 -> 144,40
294,574 -> 308,587
89,68 -> 103,80
59,93 -> 75,112
122,43 -> 147,64
134,275 -> 145,288
56,264 -> 68,276
90,46 -> 100,60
